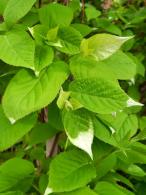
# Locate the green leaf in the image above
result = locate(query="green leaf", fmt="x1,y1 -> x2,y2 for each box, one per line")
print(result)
0,106 -> 36,151
96,153 -> 117,180
0,0 -> 8,15
4,0 -> 36,27
95,181 -> 133,195
39,3 -> 73,28
0,29 -> 35,70
63,108 -> 94,158
85,5 -> 101,21
70,78 -> 128,114
34,44 -> 54,76
2,61 -> 69,121
56,27 -> 82,55
59,187 -> 98,195
0,191 -> 24,195
80,33 -> 131,61
71,23 -> 93,37
69,55 -> 116,81
29,123 -> 58,145
46,149 -> 96,193
0,158 -> 34,192
103,51 -> 137,80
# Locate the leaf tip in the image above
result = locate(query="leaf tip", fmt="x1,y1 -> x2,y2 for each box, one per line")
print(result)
44,187 -> 53,195
9,117 -> 16,124
127,98 -> 144,107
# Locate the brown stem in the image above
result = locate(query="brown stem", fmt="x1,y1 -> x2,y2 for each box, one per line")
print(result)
81,0 -> 85,23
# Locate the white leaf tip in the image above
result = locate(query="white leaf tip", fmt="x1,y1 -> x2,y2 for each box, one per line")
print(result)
44,187 -> 53,195
9,117 -> 16,124
127,98 -> 144,107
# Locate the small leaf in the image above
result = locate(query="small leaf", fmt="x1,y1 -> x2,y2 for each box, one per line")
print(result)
56,27 -> 82,55
4,0 -> 36,27
39,3 -> 73,28
0,29 -> 35,70
3,61 -> 69,121
85,5 -> 101,21
80,33 -> 132,61
47,149 -> 96,193
63,109 -> 94,158
70,78 -> 128,114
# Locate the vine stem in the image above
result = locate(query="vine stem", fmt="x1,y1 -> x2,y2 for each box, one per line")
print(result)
38,0 -> 42,8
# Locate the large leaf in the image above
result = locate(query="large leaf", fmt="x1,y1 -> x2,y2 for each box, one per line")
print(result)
63,109 -> 94,158
2,61 -> 69,121
70,78 -> 128,114
80,33 -> 131,61
4,0 -> 36,27
56,27 -> 82,55
69,55 -> 116,81
103,51 -> 137,80
0,158 -> 34,192
34,44 -> 54,76
46,149 -> 96,193
0,29 -> 35,70
39,3 -> 73,28
59,187 -> 98,195
0,106 -> 36,151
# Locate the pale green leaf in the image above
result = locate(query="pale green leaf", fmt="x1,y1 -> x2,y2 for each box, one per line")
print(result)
3,61 -> 69,121
0,106 -> 36,151
47,149 -> 96,193
39,3 -> 73,28
4,0 -> 36,27
80,33 -> 131,61
0,158 -> 34,192
0,29 -> 35,70
70,78 -> 128,114
63,109 -> 94,158
34,44 -> 54,76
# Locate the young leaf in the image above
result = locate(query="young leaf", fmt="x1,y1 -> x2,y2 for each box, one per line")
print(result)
34,44 -> 54,76
2,61 -> 69,121
80,34 -> 132,61
63,109 -> 94,158
4,0 -> 36,27
39,3 -> 73,28
0,29 -> 35,70
70,78 -> 128,114
46,149 -> 96,193
0,106 -> 36,151
0,158 -> 34,192
54,27 -> 82,55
